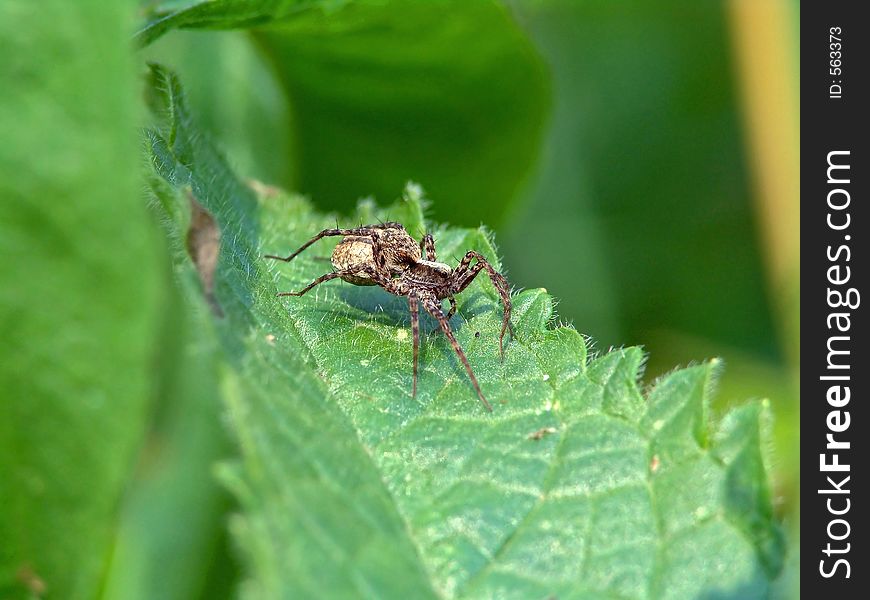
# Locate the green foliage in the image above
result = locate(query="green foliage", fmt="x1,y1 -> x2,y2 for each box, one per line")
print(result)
143,64 -> 783,598
140,30 -> 293,190
102,277 -> 236,600
135,0 -> 352,47
497,1 -> 800,523
1,2 -> 791,597
502,0 -> 775,354
0,2 -> 162,598
138,0 -> 549,226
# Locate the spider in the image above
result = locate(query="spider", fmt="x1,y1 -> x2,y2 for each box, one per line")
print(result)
265,222 -> 513,411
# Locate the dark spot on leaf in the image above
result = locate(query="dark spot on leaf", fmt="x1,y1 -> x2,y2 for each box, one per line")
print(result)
185,188 -> 223,317
474,331 -> 481,338
527,426 -> 557,440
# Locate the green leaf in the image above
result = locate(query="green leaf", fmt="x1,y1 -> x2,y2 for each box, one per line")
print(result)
134,0 -> 346,47
140,30 -> 294,189
144,64 -> 783,599
102,258 -> 237,600
0,2 -> 162,599
138,0 -> 549,227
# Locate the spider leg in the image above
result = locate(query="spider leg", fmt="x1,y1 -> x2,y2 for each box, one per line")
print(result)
421,233 -> 437,261
446,296 -> 458,320
276,266 -> 387,297
451,251 -> 513,360
264,225 -> 396,263
409,293 -> 420,398
421,294 -> 492,412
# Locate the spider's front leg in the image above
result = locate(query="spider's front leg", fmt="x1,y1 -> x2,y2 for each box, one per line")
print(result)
420,293 -> 492,412
369,277 -> 422,400
446,296 -> 458,320
408,293 -> 420,398
451,251 -> 513,359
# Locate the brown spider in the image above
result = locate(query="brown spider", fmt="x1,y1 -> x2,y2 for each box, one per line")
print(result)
265,222 -> 513,411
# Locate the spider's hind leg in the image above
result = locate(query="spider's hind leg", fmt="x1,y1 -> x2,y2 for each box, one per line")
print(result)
276,270 -> 345,297
276,266 -> 385,297
264,225 -> 392,263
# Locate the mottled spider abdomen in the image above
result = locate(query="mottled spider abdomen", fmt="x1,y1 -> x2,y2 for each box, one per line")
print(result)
331,225 -> 421,286
331,236 -> 378,286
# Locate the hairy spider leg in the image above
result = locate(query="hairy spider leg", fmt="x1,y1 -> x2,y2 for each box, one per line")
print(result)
263,223 -> 401,263
446,296 -> 458,320
421,294 -> 493,412
408,293 -> 420,398
375,220 -> 403,229
276,265 -> 388,297
421,233 -> 437,261
452,251 -> 513,359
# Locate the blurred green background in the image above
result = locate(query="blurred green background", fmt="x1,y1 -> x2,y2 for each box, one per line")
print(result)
2,0 -> 799,597
143,0 -> 799,516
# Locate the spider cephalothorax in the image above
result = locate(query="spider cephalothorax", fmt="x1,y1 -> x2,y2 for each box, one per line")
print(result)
265,222 -> 512,411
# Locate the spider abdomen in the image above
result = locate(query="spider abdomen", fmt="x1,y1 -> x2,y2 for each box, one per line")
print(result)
331,226 -> 422,286
331,236 -> 379,286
